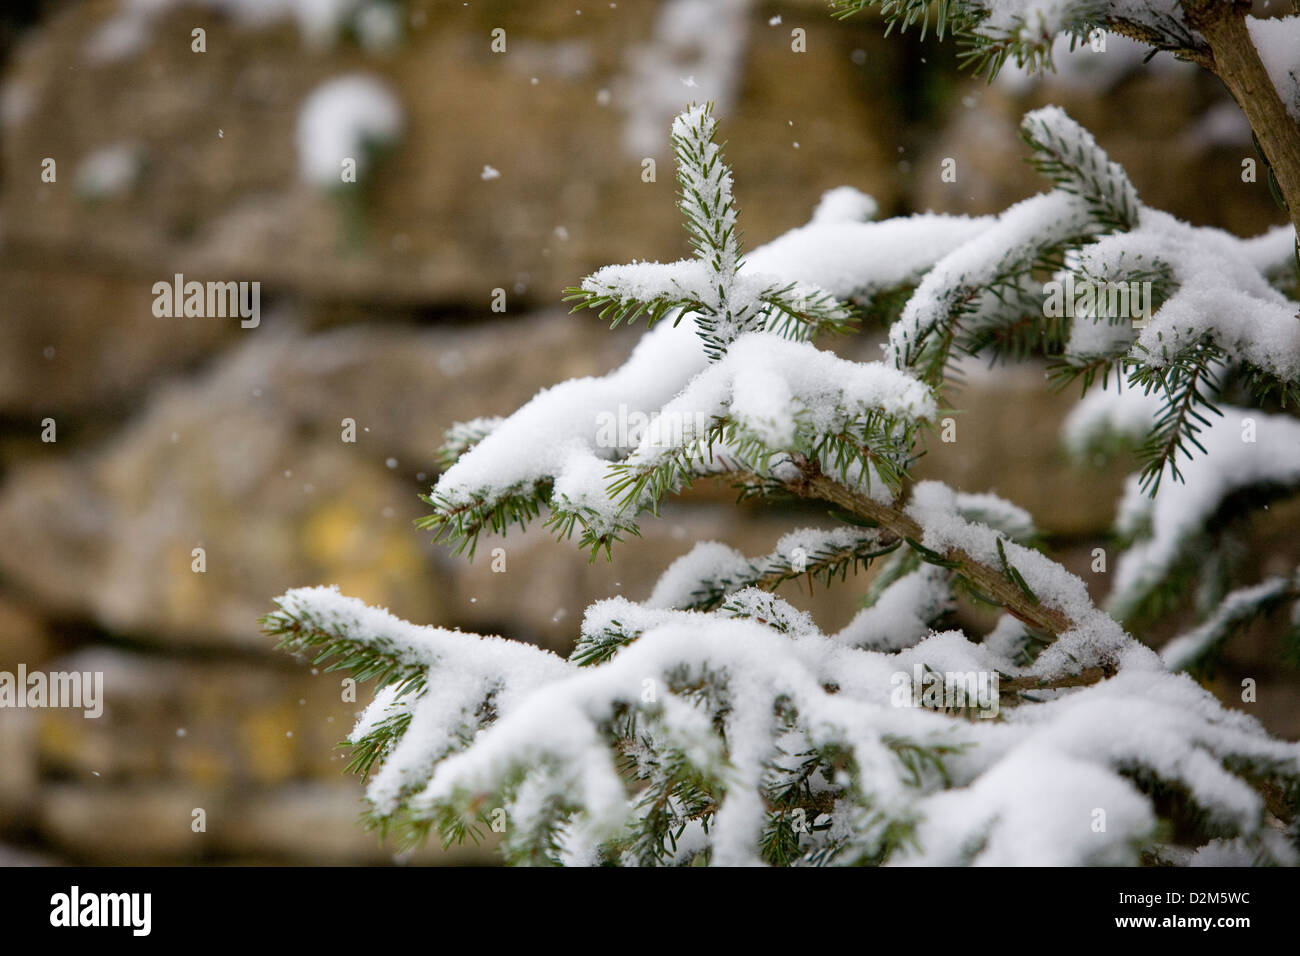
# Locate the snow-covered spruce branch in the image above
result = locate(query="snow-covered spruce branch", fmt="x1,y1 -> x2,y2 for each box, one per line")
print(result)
883,187 -> 1097,385
1048,213 -> 1299,495
830,0 -> 1200,78
1065,389 -> 1300,631
420,324 -> 937,562
264,586 -> 573,841
885,106 -> 1154,385
597,488 -> 1039,652
267,97 -> 1300,863
426,99 -> 1296,672
888,105 -> 1299,493
897,108 -> 1297,391
564,103 -> 857,361
605,525 -> 902,618
423,105 -> 1281,570
265,578 -> 1300,864
776,460 -> 1075,638
1019,106 -> 1139,233
834,0 -> 1300,236
1161,572 -> 1300,678
438,417 -> 503,471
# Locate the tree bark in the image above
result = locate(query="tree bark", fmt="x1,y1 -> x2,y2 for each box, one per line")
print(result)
777,460 -> 1075,637
1185,1 -> 1300,237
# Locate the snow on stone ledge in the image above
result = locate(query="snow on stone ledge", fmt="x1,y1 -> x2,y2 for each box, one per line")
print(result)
296,74 -> 403,188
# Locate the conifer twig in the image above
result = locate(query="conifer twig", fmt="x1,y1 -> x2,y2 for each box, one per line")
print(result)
768,459 -> 1075,636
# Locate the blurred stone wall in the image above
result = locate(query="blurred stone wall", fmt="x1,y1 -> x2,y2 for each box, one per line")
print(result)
0,0 -> 1293,864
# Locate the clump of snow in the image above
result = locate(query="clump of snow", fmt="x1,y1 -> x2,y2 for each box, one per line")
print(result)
887,190 -> 1094,369
809,187 -> 879,226
1246,15 -> 1300,122
894,747 -> 1155,865
645,526 -> 888,611
725,587 -> 820,637
905,481 -> 1131,673
1062,378 -> 1162,455
1161,575 -> 1296,673
645,332 -> 934,450
1239,225 -> 1299,282
949,489 -> 1038,542
431,315 -> 711,542
1069,211 -> 1300,382
296,74 -> 402,188
835,565 -> 952,651
75,143 -> 145,198
1106,407 -> 1300,619
646,542 -> 757,609
747,212 -> 994,302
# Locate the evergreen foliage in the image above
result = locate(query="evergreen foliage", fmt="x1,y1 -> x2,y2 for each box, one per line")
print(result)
266,2 -> 1300,865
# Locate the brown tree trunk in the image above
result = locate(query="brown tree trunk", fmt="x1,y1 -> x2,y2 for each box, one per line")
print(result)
1186,2 -> 1300,237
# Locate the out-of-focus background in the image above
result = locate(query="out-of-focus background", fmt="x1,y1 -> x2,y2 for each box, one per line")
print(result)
0,0 -> 1293,865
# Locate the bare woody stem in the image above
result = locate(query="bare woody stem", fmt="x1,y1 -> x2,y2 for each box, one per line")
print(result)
1108,17 -> 1213,70
1183,0 -> 1300,237
998,667 -> 1109,705
770,459 -> 1075,637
